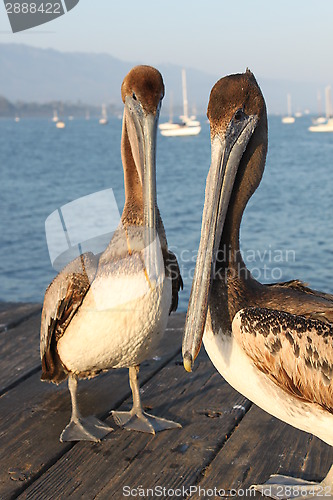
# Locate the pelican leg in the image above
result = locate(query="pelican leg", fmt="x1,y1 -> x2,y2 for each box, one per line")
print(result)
60,374 -> 113,442
251,464 -> 333,499
112,365 -> 181,434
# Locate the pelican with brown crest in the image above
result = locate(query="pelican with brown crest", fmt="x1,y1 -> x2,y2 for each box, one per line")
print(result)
182,70 -> 333,498
41,65 -> 182,442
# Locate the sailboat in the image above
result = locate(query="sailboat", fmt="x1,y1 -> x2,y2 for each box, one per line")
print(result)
159,69 -> 201,137
159,92 -> 178,131
53,106 -> 65,128
281,93 -> 295,124
99,104 -> 108,125
309,86 -> 333,132
312,90 -> 327,125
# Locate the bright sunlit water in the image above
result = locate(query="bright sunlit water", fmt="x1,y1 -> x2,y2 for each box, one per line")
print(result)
1,115 -> 333,311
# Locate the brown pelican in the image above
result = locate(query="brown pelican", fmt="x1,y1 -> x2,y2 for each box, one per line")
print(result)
182,70 -> 333,498
41,65 -> 182,442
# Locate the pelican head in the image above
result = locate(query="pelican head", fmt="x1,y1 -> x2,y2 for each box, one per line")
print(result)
182,69 -> 267,372
121,65 -> 165,247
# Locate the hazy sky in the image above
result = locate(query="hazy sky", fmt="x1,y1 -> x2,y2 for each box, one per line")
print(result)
1,0 -> 333,83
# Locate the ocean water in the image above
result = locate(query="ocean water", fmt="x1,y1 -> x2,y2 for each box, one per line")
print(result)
0,115 -> 333,311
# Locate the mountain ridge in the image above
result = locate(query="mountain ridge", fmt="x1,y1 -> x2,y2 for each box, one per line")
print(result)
0,43 -> 326,114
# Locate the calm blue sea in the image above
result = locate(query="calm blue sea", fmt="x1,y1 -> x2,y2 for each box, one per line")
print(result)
1,115 -> 333,311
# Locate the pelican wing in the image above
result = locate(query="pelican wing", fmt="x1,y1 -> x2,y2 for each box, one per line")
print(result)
233,307 -> 333,413
267,280 -> 333,324
165,250 -> 183,314
269,279 -> 333,310
40,252 -> 99,382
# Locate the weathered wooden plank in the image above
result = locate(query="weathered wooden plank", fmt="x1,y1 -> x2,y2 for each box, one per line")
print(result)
18,350 -> 250,499
0,315 -> 41,395
0,313 -> 185,500
0,302 -> 15,312
0,303 -> 41,333
191,404 -> 333,499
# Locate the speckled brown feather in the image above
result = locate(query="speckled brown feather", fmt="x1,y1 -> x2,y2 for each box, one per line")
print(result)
234,307 -> 333,413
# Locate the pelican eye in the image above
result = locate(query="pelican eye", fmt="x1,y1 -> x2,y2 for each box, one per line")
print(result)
234,108 -> 244,121
132,92 -> 137,101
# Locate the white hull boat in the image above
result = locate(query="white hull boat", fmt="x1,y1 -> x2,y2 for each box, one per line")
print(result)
159,69 -> 201,137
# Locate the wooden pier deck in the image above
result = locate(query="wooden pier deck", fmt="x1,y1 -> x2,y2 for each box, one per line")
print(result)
0,303 -> 332,499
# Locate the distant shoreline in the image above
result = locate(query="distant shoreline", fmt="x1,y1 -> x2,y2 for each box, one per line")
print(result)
0,95 -> 123,119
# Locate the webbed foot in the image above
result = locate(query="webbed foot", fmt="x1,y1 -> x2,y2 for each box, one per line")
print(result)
60,415 -> 113,442
112,409 -> 181,434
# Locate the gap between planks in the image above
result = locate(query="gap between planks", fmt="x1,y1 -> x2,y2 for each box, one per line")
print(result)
0,303 -> 41,334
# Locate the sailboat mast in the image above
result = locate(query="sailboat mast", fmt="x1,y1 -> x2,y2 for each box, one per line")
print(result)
317,90 -> 322,117
287,93 -> 292,117
102,104 -> 107,119
325,85 -> 332,119
169,91 -> 173,124
182,69 -> 189,120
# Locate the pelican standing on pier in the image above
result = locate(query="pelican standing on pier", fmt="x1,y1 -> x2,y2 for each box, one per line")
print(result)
182,70 -> 333,499
41,65 -> 182,442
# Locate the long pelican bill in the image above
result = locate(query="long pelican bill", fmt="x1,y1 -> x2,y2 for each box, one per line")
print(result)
124,95 -> 161,251
182,112 -> 259,372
